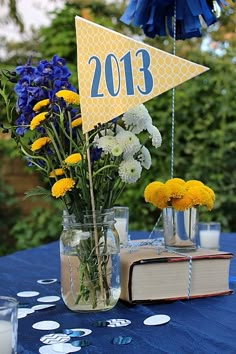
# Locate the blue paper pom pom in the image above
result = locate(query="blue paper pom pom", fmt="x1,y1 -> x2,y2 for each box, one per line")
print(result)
120,0 -> 229,40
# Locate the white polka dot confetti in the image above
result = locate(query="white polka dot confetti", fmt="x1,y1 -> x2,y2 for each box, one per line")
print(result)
52,343 -> 81,352
32,320 -> 60,330
107,319 -> 131,327
31,304 -> 56,311
40,333 -> 71,345
37,279 -> 58,285
143,314 -> 171,326
37,296 -> 60,303
17,291 -> 39,297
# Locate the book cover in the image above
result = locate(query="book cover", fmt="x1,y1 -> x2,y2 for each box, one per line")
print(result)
120,247 -> 233,304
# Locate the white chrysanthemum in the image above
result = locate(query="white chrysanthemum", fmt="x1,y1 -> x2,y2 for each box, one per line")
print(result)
118,158 -> 142,184
111,144 -> 123,157
137,146 -> 152,170
116,130 -> 141,154
93,128 -> 114,145
147,124 -> 162,148
97,135 -> 117,153
122,104 -> 152,134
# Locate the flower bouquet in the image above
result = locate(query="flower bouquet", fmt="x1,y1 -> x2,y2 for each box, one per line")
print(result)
144,178 -> 215,251
0,55 -> 162,310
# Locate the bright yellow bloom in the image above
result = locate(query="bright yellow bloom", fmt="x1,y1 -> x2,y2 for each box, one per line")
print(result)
165,180 -> 186,199
30,112 -> 48,130
49,168 -> 65,178
31,137 -> 51,151
144,181 -> 163,203
185,180 -> 204,189
51,178 -> 75,198
64,153 -> 82,165
33,99 -> 50,112
203,185 -> 215,202
56,90 -> 80,105
172,194 -> 193,211
71,117 -> 82,128
166,178 -> 185,186
151,185 -> 171,209
187,186 -> 213,209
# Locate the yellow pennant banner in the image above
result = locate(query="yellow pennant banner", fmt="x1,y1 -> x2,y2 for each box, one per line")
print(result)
75,16 -> 208,133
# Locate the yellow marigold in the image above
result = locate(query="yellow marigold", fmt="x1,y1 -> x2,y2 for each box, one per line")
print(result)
71,117 -> 82,128
144,181 -> 163,203
203,185 -> 215,202
51,178 -> 75,198
165,180 -> 186,199
31,137 -> 51,151
64,153 -> 82,165
151,185 -> 171,209
172,194 -> 193,211
30,112 -> 48,130
49,168 -> 65,178
33,99 -> 50,112
185,180 -> 204,189
166,178 -> 185,186
188,186 -> 213,209
56,90 -> 80,105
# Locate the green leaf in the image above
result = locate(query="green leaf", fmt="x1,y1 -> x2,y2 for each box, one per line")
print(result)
23,186 -> 51,200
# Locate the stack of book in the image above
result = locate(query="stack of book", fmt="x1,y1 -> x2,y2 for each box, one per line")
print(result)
120,246 -> 233,304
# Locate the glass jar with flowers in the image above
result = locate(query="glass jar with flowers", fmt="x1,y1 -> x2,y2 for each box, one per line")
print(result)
144,178 -> 215,252
0,55 -> 162,311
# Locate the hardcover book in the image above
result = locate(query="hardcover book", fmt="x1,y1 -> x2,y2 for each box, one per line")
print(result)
120,246 -> 233,304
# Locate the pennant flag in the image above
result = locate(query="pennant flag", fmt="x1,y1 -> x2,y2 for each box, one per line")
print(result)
75,16 -> 208,133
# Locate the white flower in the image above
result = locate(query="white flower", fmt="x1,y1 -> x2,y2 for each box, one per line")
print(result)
122,104 -> 152,134
147,125 -> 162,148
97,135 -> 117,153
118,158 -> 142,184
93,128 -> 114,145
116,130 -> 141,154
137,146 -> 152,169
111,144 -> 123,157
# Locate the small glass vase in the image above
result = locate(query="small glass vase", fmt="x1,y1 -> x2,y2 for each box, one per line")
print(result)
162,207 -> 198,252
60,209 -> 121,312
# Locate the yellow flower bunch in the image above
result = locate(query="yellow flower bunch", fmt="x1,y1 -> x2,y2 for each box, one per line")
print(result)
144,178 -> 215,211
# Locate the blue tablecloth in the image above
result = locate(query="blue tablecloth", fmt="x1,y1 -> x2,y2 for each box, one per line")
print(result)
0,232 -> 235,354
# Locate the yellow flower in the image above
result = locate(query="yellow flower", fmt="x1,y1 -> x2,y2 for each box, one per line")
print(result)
56,90 -> 80,105
172,194 -> 193,211
185,180 -> 204,189
64,153 -> 82,165
31,137 -> 51,151
51,178 -> 75,198
33,99 -> 50,112
165,180 -> 186,198
166,178 -> 185,186
71,117 -> 82,128
144,181 -> 163,203
30,112 -> 48,130
151,185 -> 171,209
187,186 -> 213,209
49,168 -> 65,178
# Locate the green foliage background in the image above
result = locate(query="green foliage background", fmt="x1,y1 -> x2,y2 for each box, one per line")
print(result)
0,0 -> 235,254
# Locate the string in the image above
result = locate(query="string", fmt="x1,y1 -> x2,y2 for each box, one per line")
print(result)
170,1 -> 177,179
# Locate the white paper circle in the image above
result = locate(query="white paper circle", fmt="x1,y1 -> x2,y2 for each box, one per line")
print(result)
52,343 -> 81,352
17,312 -> 27,319
32,320 -> 60,330
18,308 -> 35,315
37,296 -> 60,303
39,345 -> 57,354
107,319 -> 131,327
69,328 -> 92,337
37,278 -> 58,284
17,291 -> 39,297
40,333 -> 70,344
143,314 -> 171,326
31,304 -> 56,311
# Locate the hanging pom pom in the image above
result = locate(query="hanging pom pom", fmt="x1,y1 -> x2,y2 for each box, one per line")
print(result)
120,0 -> 230,40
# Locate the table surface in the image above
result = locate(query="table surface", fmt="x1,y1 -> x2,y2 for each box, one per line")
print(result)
0,232 -> 236,354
